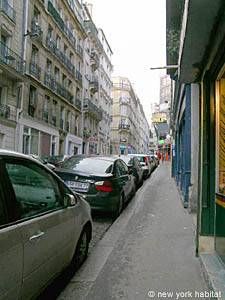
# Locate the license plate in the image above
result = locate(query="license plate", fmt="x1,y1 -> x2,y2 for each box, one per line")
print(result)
66,181 -> 89,191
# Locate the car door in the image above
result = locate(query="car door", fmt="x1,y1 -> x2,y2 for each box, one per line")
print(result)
0,159 -> 23,300
4,158 -> 80,300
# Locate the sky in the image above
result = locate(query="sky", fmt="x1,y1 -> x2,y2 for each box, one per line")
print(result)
88,0 -> 167,122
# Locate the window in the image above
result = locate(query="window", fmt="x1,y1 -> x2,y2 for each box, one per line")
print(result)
56,35 -> 61,49
115,160 -> 128,177
28,86 -> 37,117
55,67 -> 60,81
31,45 -> 38,64
46,59 -> 52,73
5,161 -> 62,219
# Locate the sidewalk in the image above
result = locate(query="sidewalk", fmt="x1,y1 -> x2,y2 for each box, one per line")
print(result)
59,163 -> 210,300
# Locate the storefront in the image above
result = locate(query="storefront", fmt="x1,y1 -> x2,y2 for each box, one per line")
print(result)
215,77 -> 225,262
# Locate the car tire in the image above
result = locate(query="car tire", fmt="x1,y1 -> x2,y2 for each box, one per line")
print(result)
71,227 -> 90,271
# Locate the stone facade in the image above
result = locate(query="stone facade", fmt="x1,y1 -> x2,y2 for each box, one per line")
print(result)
111,76 -> 150,154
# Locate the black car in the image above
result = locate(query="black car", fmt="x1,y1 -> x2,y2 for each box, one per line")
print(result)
115,155 -> 144,189
55,155 -> 136,217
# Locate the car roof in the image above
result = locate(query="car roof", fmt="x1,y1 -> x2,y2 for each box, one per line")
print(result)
0,149 -> 35,159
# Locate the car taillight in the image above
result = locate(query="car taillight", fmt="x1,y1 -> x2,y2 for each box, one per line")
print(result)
95,181 -> 113,192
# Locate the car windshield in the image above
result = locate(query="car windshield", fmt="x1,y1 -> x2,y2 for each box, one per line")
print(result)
60,157 -> 113,174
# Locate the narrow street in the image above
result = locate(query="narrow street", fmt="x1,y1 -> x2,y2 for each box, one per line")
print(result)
58,163 -> 209,300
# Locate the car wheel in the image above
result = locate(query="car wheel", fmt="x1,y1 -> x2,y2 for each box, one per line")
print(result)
71,228 -> 90,270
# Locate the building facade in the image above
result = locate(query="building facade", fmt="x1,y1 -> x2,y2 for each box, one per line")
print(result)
111,76 -> 150,154
167,0 -> 225,279
0,0 -> 25,150
0,0 -> 113,157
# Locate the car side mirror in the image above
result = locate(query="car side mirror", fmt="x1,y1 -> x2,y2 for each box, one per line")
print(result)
64,193 -> 76,207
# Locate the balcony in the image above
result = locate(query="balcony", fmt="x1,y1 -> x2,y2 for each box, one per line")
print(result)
29,62 -> 41,80
118,123 -> 130,130
64,24 -> 76,47
44,73 -> 74,103
47,1 -> 64,31
84,20 -> 103,50
0,41 -> 25,75
0,0 -> 16,22
45,36 -> 75,77
89,77 -> 99,94
47,1 -> 77,48
83,98 -> 103,121
75,69 -> 82,85
0,103 -> 10,119
90,50 -> 99,71
31,20 -> 43,42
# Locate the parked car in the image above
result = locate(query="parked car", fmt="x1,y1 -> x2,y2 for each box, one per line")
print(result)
128,154 -> 153,179
29,154 -> 56,170
55,155 -> 136,217
0,150 -> 92,300
151,155 -> 159,168
114,155 -> 144,189
43,155 -> 70,168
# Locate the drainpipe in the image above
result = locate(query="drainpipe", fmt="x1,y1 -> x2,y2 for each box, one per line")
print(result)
15,0 -> 28,152
195,82 -> 202,257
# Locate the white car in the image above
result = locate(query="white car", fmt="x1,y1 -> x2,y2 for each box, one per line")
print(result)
0,150 -> 92,300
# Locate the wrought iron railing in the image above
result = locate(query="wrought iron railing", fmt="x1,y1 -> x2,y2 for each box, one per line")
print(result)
44,72 -> 73,103
47,1 -> 77,48
46,36 -> 75,77
47,1 -> 64,31
83,98 -> 103,121
0,41 -> 25,74
0,0 -> 16,22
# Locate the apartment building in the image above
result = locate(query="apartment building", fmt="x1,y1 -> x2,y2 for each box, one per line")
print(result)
111,76 -> 150,154
82,4 -> 113,155
0,0 -> 25,150
82,4 -> 103,154
98,28 -> 113,155
17,0 -> 86,156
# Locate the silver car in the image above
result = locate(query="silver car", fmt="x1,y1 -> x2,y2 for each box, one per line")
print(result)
0,150 -> 92,300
